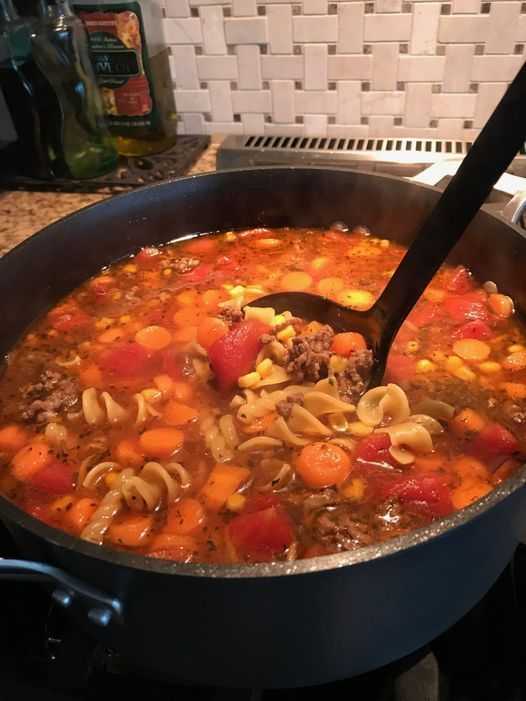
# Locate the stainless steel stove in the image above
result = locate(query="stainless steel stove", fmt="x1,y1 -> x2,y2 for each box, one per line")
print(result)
217,135 -> 526,228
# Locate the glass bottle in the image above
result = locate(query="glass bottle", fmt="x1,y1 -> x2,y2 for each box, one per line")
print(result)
0,0 -> 56,178
32,0 -> 118,178
72,0 -> 177,157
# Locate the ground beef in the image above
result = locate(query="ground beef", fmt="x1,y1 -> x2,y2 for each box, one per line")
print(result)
335,349 -> 374,403
276,393 -> 304,419
19,370 -> 79,424
172,256 -> 200,274
312,504 -> 375,550
285,325 -> 335,382
219,307 -> 244,326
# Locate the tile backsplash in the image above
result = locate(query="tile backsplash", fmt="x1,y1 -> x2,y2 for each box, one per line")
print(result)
165,0 -> 526,138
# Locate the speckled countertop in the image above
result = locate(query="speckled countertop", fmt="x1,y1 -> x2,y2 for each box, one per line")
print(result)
0,137 -> 220,258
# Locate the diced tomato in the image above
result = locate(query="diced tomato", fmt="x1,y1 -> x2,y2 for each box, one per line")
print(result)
243,493 -> 281,513
48,305 -> 91,332
470,423 -> 519,460
208,319 -> 269,392
136,246 -> 161,269
447,266 -> 473,294
29,460 -> 75,495
89,276 -> 115,303
355,433 -> 401,473
384,474 -> 453,518
407,302 -> 439,328
444,294 -> 489,324
452,319 -> 493,341
385,353 -> 416,385
228,502 -> 294,562
99,342 -> 154,378
180,263 -> 213,285
213,255 -> 241,282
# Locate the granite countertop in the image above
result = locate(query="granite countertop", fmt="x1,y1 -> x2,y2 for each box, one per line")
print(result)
0,136 -> 220,258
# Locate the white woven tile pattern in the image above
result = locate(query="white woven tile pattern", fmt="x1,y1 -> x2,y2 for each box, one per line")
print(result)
167,0 -> 526,137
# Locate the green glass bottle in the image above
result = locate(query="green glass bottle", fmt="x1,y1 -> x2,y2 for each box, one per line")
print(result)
0,0 -> 56,178
31,0 -> 118,178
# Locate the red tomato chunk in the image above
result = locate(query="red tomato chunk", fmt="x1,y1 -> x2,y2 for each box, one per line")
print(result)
228,496 -> 294,562
208,320 -> 269,392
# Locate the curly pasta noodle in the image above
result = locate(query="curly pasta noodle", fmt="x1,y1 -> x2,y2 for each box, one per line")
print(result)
266,416 -> 309,447
288,404 -> 332,437
238,436 -> 283,451
378,421 -> 434,454
80,468 -> 134,545
83,461 -> 121,489
120,461 -> 182,511
134,392 -> 161,427
81,388 -> 129,426
201,413 -> 240,462
356,383 -> 410,427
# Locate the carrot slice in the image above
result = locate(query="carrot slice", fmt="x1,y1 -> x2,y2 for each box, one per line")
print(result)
163,400 -> 199,426
199,464 -> 251,511
0,425 -> 31,455
139,428 -> 184,458
317,277 -> 345,297
451,479 -> 492,509
331,332 -> 367,356
64,497 -> 99,532
114,438 -> 145,468
11,440 -> 52,481
173,307 -> 206,328
108,514 -> 154,547
135,325 -> 172,351
280,271 -> 313,291
165,498 -> 206,535
79,363 -> 104,388
296,442 -> 351,488
197,316 -> 228,350
172,381 -> 193,402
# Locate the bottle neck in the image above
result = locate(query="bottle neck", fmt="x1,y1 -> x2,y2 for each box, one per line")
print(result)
0,0 -> 20,23
38,0 -> 75,21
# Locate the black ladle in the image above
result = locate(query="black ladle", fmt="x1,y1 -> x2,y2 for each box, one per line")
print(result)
250,61 -> 526,388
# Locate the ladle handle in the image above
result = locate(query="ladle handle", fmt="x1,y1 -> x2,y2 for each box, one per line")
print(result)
373,59 -> 526,349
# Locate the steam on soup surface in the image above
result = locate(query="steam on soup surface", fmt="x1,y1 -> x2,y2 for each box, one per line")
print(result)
0,227 -> 524,564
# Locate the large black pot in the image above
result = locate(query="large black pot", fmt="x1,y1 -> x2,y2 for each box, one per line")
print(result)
2,168 -> 526,688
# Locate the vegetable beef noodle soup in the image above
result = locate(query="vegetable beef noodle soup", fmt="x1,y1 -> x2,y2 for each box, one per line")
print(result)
0,227 -> 524,564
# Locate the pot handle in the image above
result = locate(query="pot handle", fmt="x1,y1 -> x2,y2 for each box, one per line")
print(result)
0,557 -> 122,627
410,161 -> 526,227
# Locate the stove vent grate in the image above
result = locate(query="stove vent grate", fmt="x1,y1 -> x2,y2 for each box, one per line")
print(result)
217,135 -> 526,178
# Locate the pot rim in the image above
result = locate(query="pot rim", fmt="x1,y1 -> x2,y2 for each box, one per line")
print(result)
1,165 -> 526,580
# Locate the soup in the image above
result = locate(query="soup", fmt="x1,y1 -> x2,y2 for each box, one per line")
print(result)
0,227 -> 524,564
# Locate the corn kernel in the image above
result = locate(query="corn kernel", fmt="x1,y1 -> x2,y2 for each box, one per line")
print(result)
508,344 -> 525,353
329,355 -> 348,373
50,495 -> 74,514
119,315 -> 131,324
379,239 -> 390,248
123,263 -> 137,273
142,388 -> 163,403
222,284 -> 234,291
453,365 -> 476,382
348,421 -> 374,437
238,371 -> 261,388
229,285 -> 245,298
341,478 -> 366,501
311,256 -> 329,270
272,314 -> 286,327
111,290 -> 122,301
479,361 -> 502,374
226,493 -> 246,512
416,359 -> 437,373
105,472 -> 119,489
256,358 -> 273,378
277,325 -> 296,342
95,317 -> 114,330
224,231 -> 237,242
163,268 -> 173,277
446,355 -> 463,371
406,341 -> 420,354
